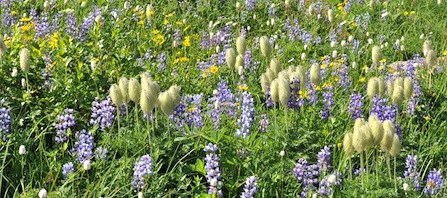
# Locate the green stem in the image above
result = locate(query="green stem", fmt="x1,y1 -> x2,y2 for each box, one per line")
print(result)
349,157 -> 352,180
375,150 -> 379,188
360,152 -> 364,189
394,157 -> 397,193
146,116 -> 152,155
365,150 -> 369,183
386,153 -> 392,179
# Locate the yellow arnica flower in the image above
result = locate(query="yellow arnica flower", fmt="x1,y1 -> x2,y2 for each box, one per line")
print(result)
19,17 -> 33,22
152,34 -> 165,46
49,32 -> 60,49
442,50 -> 447,56
299,90 -> 309,99
151,29 -> 160,35
209,65 -> 218,74
182,36 -> 191,47
187,107 -> 197,113
359,77 -> 366,83
137,20 -> 144,25
379,58 -> 387,63
238,84 -> 248,91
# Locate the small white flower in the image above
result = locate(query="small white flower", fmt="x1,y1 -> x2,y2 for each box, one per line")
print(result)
11,67 -> 18,77
210,178 -> 218,187
215,45 -> 220,53
270,18 -> 275,26
253,14 -> 257,20
311,193 -> 317,198
266,20 -> 270,26
301,53 -> 306,61
341,40 -> 347,47
236,2 -> 241,10
19,145 -> 26,155
279,150 -> 285,157
247,26 -> 251,31
419,34 -> 425,39
352,61 -> 357,68
403,183 -> 409,191
83,160 -> 92,171
330,41 -> 336,48
368,38 -> 373,44
348,35 -> 354,42
384,42 -> 388,47
332,50 -> 338,58
38,188 -> 47,198
438,0 -> 442,5
43,0 -> 49,8
400,36 -> 405,42
304,44 -> 308,50
81,1 -> 86,7
366,32 -> 370,37
328,174 -> 337,184
138,192 -> 144,198
21,78 -> 26,89
400,45 -> 405,51
124,1 -> 130,9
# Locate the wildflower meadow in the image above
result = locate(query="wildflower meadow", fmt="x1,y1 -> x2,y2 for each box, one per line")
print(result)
1,0 -> 447,197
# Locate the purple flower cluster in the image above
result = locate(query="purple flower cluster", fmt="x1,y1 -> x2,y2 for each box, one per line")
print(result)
241,176 -> 257,198
370,96 -> 397,122
133,155 -> 153,191
236,92 -> 255,138
204,143 -> 223,197
207,81 -> 237,129
347,93 -> 364,120
317,146 -> 332,173
157,52 -> 167,71
79,7 -> 102,41
65,12 -> 78,39
55,109 -> 75,144
320,87 -> 334,120
171,94 -> 204,133
34,12 -> 51,38
245,0 -> 256,10
403,155 -> 421,191
90,97 -> 116,131
293,159 -> 319,197
62,162 -> 75,179
288,79 -> 305,109
71,129 -> 94,163
258,114 -> 269,133
0,106 -> 11,141
318,172 -> 342,196
424,169 -> 444,196
95,146 -> 108,160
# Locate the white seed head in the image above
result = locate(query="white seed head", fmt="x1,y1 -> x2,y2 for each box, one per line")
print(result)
381,120 -> 395,152
128,78 -> 141,103
361,125 -> 374,151
269,58 -> 281,74
389,134 -> 401,157
260,73 -> 270,93
309,63 -> 321,86
270,79 -> 279,103
280,150 -> 285,157
370,120 -> 384,145
278,78 -> 291,107
392,86 -> 404,107
386,80 -> 394,97
367,78 -> 379,99
225,48 -> 236,68
343,132 -> 354,157
238,66 -> 244,76
260,36 -> 272,57
236,36 -> 246,55
352,126 -> 365,153
327,9 -> 335,22
377,77 -> 385,96
20,48 -> 31,72
371,46 -> 382,66
109,84 -> 122,106
423,40 -> 432,57
146,4 -> 154,20
426,49 -> 437,67
119,77 -> 130,105
403,77 -> 414,99
11,67 -> 18,77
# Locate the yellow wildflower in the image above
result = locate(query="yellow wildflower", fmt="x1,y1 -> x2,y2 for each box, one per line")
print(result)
152,34 -> 165,46
299,90 -> 309,99
315,86 -> 322,91
183,26 -> 190,32
359,77 -> 366,83
442,50 -> 447,56
238,84 -> 248,91
379,58 -> 386,63
182,36 -> 191,47
362,65 -> 368,71
151,29 -> 160,35
49,32 -> 60,49
175,21 -> 183,25
209,65 -> 218,74
323,82 -> 332,88
137,20 -> 144,25
19,17 -> 32,22
187,107 -> 197,113
424,115 -> 431,121
165,12 -> 174,18
321,64 -> 328,69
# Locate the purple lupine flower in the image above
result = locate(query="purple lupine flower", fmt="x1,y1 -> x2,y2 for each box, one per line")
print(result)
0,106 -> 11,142
354,168 -> 365,176
317,146 -> 331,173
71,129 -> 94,163
55,109 -> 75,144
236,92 -> 255,138
51,13 -> 61,33
173,28 -> 182,47
207,81 -> 237,129
79,7 -> 102,41
293,159 -> 319,197
157,52 -> 167,71
348,93 -> 364,120
65,12 -> 78,39
90,97 -> 116,131
320,87 -> 334,120
204,143 -> 223,197
62,162 -> 75,179
94,146 -> 108,160
200,31 -> 212,49
258,114 -> 269,133
132,155 -> 153,191
245,0 -> 256,10
268,5 -> 275,16
265,89 -> 274,107
171,94 -> 204,133
34,13 -> 51,38
308,88 -> 318,105
370,96 -> 397,122
288,79 -> 305,109
244,50 -> 252,69
241,176 -> 257,198
424,169 -> 444,196
318,172 -> 342,196
1,7 -> 17,30
403,155 -> 421,191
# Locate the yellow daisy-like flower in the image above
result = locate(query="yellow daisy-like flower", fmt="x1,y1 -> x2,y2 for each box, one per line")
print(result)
379,58 -> 387,63
323,82 -> 332,88
182,36 -> 191,47
362,65 -> 368,71
238,84 -> 248,91
321,63 -> 328,69
183,26 -> 190,32
424,115 -> 431,121
137,20 -> 144,25
315,86 -> 322,91
175,21 -> 183,25
49,32 -> 60,49
151,29 -> 160,35
19,17 -> 33,22
152,34 -> 165,46
299,90 -> 309,99
359,77 -> 366,83
442,50 -> 447,56
209,65 -> 218,74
